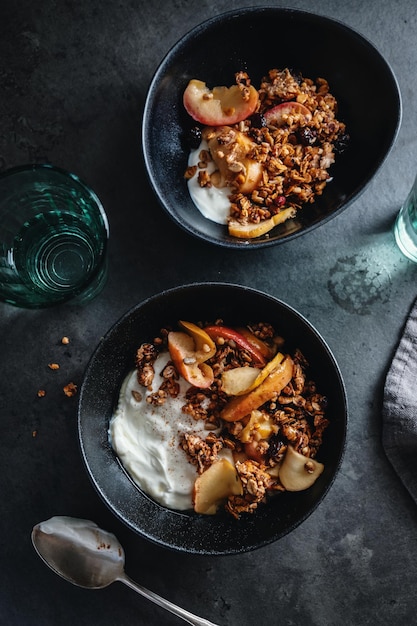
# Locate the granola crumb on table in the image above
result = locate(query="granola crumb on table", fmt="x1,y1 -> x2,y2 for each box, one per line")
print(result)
63,382 -> 77,397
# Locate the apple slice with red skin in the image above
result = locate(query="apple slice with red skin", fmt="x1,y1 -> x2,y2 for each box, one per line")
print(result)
183,79 -> 259,126
264,102 -> 312,127
235,327 -> 274,361
204,325 -> 267,367
168,331 -> 214,388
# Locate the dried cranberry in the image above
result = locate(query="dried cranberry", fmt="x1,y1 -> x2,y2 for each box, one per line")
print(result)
249,112 -> 266,129
273,195 -> 286,208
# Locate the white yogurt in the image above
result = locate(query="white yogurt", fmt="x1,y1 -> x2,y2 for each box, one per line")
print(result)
110,352 -> 220,511
187,140 -> 231,225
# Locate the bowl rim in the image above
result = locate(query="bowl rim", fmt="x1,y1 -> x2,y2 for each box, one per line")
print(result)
78,282 -> 348,555
142,6 -> 402,249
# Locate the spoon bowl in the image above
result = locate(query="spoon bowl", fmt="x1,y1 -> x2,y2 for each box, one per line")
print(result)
32,516 -> 218,626
32,516 -> 124,589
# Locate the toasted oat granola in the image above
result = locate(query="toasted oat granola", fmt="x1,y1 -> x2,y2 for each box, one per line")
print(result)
185,68 -> 349,236
134,320 -> 329,518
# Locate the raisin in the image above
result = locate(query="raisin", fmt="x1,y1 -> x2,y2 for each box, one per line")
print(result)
268,434 -> 285,460
187,126 -> 202,149
297,127 -> 317,146
249,112 -> 266,129
333,132 -> 350,154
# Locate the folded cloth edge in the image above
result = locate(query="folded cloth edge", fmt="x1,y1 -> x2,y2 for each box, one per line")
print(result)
382,297 -> 417,503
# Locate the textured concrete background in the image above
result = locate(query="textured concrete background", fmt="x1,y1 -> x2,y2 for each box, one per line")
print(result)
1,1 -> 417,624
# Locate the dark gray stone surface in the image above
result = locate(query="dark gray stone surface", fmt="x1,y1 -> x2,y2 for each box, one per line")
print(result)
1,1 -> 417,624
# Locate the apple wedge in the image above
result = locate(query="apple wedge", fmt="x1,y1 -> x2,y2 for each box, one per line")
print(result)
221,355 -> 294,422
264,102 -> 312,127
235,327 -> 273,361
193,458 -> 243,515
279,446 -> 324,491
228,207 -> 297,239
183,79 -> 259,126
221,366 -> 261,396
242,351 -> 286,394
178,320 -> 216,361
204,325 -> 266,366
204,127 -> 263,194
168,331 -> 214,388
221,352 -> 286,397
238,159 -> 263,194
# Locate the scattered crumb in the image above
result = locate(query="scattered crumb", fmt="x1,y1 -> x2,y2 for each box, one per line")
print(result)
63,382 -> 77,397
32,430 -> 37,438
61,336 -> 70,345
37,389 -> 46,398
48,363 -> 60,370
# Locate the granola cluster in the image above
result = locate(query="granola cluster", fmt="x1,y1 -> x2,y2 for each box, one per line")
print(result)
134,321 -> 329,518
186,68 -> 348,231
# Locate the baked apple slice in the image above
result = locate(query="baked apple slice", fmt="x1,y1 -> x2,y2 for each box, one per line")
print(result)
183,79 -> 259,126
203,127 -> 263,194
235,327 -> 274,361
221,355 -> 294,422
204,324 -> 266,366
242,351 -> 286,394
228,207 -> 296,239
221,367 -> 261,396
221,352 -> 287,398
193,458 -> 243,515
279,446 -> 324,491
264,102 -> 312,127
168,331 -> 214,388
178,320 -> 216,361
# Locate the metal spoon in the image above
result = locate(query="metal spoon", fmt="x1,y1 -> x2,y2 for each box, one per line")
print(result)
31,516 -> 219,626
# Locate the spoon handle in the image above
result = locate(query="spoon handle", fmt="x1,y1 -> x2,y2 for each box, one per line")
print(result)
119,573 -> 220,626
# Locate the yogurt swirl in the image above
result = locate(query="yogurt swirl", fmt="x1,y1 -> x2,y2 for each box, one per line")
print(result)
109,352 -> 218,510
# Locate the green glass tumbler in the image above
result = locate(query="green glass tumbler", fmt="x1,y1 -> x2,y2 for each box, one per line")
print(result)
394,173 -> 417,263
0,164 -> 109,308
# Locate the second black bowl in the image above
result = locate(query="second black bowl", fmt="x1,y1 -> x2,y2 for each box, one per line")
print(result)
142,7 -> 401,248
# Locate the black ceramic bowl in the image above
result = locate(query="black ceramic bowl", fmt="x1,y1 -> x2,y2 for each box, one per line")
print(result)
78,283 -> 347,555
142,7 -> 401,249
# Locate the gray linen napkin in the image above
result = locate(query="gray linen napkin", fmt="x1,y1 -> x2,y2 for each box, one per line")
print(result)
383,298 -> 417,502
